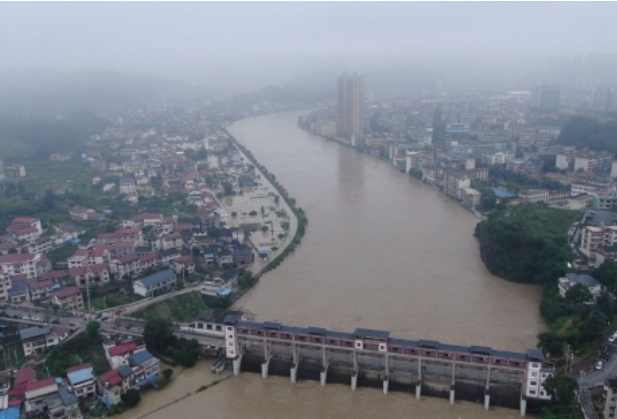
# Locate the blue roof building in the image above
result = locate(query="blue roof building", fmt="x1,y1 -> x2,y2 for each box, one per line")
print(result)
133,269 -> 176,297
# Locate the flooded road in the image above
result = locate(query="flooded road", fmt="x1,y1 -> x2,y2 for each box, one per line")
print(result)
126,111 -> 545,418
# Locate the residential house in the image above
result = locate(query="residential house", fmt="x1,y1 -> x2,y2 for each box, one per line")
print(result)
139,252 -> 160,271
36,257 -> 52,277
46,327 -> 71,347
44,386 -> 82,419
27,236 -> 53,254
6,217 -> 42,236
20,327 -> 52,356
201,269 -> 238,295
29,279 -> 56,301
107,241 -> 137,258
159,249 -> 180,266
70,206 -> 104,223
68,263 -> 110,286
41,270 -> 70,283
52,287 -> 84,310
172,255 -> 195,276
216,250 -> 233,267
558,273 -> 603,301
24,378 -> 59,415
132,270 -> 177,297
110,254 -> 141,278
161,233 -> 183,251
232,248 -> 254,265
580,225 -> 617,258
9,281 -> 30,304
104,339 -> 146,369
98,370 -> 124,406
128,350 -> 160,388
14,367 -> 36,389
67,363 -> 96,399
67,249 -> 91,268
0,272 -> 11,303
0,253 -> 42,280
119,178 -> 136,194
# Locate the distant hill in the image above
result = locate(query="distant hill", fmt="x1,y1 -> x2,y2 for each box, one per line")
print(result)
0,69 -> 212,115
0,110 -> 109,162
555,115 -> 617,153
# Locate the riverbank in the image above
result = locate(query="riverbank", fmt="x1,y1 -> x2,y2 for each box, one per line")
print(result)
224,129 -> 308,277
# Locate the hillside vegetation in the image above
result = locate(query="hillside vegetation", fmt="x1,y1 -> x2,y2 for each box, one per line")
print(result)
474,203 -> 578,285
555,115 -> 617,153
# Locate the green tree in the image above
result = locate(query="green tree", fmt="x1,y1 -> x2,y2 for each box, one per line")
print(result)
583,307 -> 609,342
597,291 -> 617,318
238,271 -> 254,289
543,375 -> 579,406
86,321 -> 101,338
143,318 -> 174,354
565,283 -> 593,304
594,259 -> 617,288
121,389 -> 141,408
162,368 -> 173,381
537,332 -> 564,357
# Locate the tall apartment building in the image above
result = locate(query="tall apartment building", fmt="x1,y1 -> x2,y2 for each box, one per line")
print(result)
337,72 -> 364,138
531,85 -> 560,111
591,85 -> 616,112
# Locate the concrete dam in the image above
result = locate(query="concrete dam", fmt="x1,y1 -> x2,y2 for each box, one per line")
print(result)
208,315 -> 555,416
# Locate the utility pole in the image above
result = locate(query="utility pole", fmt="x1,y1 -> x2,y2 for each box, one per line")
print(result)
86,282 -> 91,317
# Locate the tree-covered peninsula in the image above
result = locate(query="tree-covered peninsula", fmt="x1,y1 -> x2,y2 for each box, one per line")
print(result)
474,203 -> 579,285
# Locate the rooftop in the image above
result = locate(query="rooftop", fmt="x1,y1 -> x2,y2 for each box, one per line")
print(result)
19,327 -> 51,341
565,273 -> 601,287
136,269 -> 176,287
67,368 -> 94,385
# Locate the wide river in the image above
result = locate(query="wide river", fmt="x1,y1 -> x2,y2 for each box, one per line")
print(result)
126,111 -> 545,418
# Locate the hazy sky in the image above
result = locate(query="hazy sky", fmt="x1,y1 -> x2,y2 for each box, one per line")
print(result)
1,2 -> 617,85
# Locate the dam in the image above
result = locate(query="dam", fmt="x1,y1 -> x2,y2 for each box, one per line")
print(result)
215,314 -> 554,416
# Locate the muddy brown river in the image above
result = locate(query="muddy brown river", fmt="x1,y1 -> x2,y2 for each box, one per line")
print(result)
123,111 -> 545,418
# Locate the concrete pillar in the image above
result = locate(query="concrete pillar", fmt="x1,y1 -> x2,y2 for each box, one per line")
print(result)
415,381 -> 421,400
520,394 -> 527,417
320,363 -> 328,387
232,353 -> 243,376
353,351 -> 358,371
322,346 -> 327,367
351,370 -> 358,391
383,375 -> 389,395
261,355 -> 272,379
290,361 -> 299,383
449,384 -> 455,405
292,341 -> 298,364
484,388 -> 490,410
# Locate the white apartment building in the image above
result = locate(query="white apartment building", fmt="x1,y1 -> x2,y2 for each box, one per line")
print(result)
580,225 -> 617,257
0,253 -> 42,280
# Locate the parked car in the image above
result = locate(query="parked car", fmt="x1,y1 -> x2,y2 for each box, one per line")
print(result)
609,332 -> 617,343
596,360 -> 605,370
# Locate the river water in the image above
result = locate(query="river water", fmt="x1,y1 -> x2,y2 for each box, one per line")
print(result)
125,111 -> 545,418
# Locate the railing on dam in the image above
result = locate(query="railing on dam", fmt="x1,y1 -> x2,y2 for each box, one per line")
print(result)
215,315 -> 554,416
